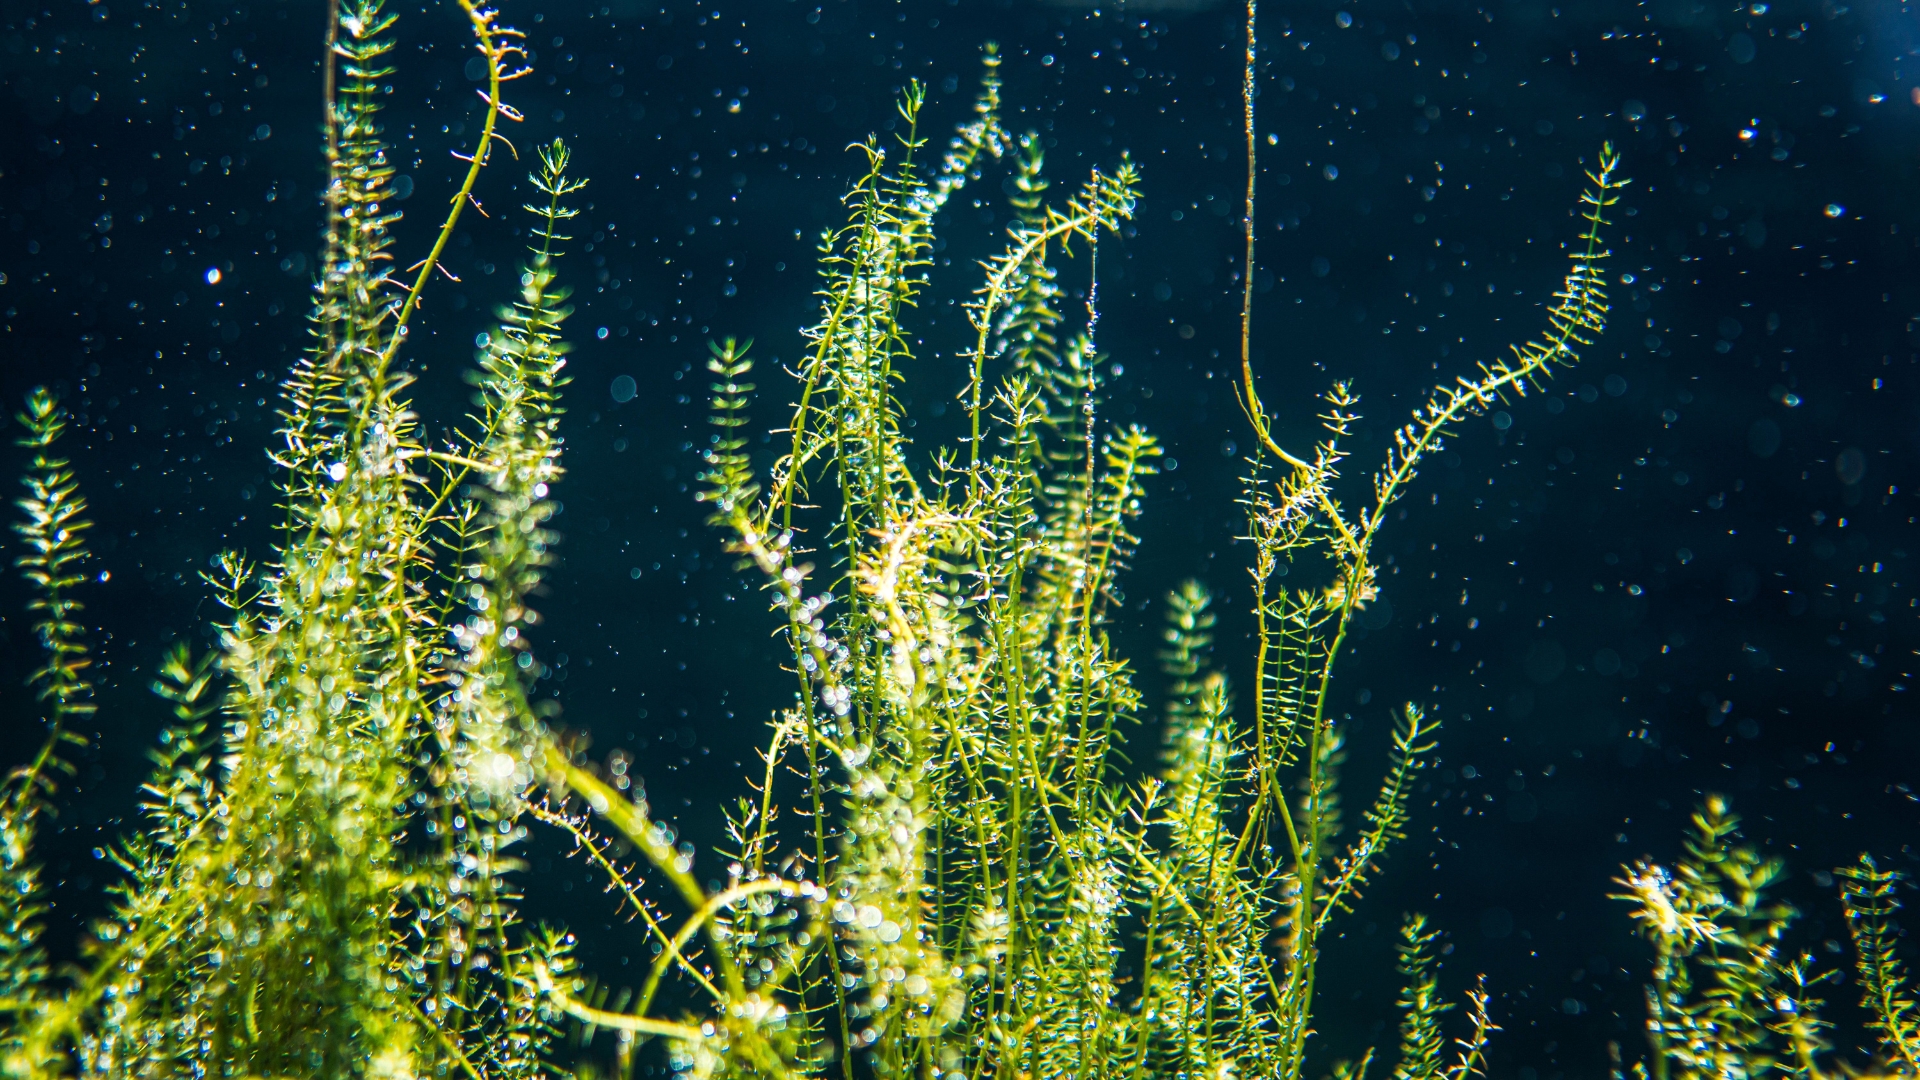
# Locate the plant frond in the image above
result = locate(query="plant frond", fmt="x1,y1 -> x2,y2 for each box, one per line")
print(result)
1840,855 -> 1920,1073
0,387 -> 96,1079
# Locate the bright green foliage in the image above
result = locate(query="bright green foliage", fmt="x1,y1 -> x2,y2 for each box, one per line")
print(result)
1156,144 -> 1624,1080
12,391 -> 96,733
517,65 -> 1623,1078
1616,799 -> 1920,1080
1616,797 -> 1813,1080
0,11 -> 1632,1080
0,391 -> 97,1079
1393,915 -> 1494,1080
0,1 -> 581,1074
1142,583 -> 1268,1078
1839,856 -> 1920,1074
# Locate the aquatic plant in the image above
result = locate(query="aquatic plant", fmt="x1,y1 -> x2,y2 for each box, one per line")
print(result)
1617,798 -> 1920,1080
539,45 -> 1624,1080
2,0 -> 583,1073
1,390 -> 98,1080
0,0 -> 1632,1076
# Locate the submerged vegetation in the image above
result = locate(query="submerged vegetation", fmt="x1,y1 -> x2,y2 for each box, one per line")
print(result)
1614,798 -> 1920,1080
6,1 -> 1902,1079
3,0 -> 582,1071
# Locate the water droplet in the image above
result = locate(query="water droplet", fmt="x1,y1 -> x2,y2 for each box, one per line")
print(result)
1824,203 -> 1846,218
1334,10 -> 1353,27
205,267 -> 222,284
611,374 -> 638,402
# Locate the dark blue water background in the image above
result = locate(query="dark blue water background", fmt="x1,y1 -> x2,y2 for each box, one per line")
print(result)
4,0 -> 1920,1074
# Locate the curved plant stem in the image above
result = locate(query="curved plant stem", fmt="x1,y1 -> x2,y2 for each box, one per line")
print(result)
1240,0 -> 1259,455
377,0 -> 521,374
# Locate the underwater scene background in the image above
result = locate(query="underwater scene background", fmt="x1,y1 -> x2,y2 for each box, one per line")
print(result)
2,0 -> 1918,1075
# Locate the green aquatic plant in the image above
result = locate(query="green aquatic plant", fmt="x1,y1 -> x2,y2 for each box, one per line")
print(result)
0,389 -> 99,1079
1,0 -> 584,1074
1616,799 -> 1920,1080
1391,914 -> 1494,1080
531,78 -> 1623,1080
0,0 -> 1631,1076
1838,855 -> 1920,1073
